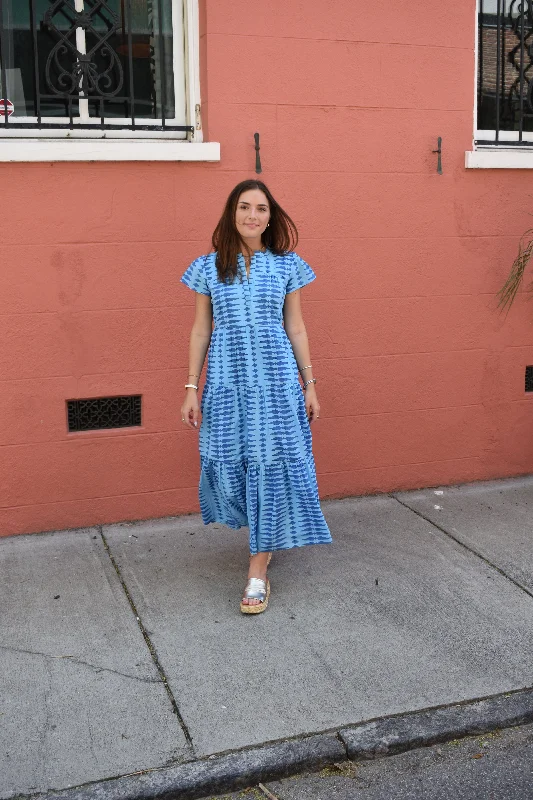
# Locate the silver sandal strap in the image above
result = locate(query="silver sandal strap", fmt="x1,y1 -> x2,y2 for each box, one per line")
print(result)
243,577 -> 267,602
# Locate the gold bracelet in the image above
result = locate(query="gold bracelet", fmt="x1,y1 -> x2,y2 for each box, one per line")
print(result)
299,364 -> 312,372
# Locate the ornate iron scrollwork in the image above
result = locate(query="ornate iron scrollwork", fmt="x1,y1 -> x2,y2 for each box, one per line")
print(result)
507,0 -> 533,122
43,0 -> 123,99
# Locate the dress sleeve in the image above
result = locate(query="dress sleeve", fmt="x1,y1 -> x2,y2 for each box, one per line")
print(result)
180,255 -> 211,296
285,252 -> 317,294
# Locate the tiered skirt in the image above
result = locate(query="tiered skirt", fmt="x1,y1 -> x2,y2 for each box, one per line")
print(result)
196,323 -> 332,554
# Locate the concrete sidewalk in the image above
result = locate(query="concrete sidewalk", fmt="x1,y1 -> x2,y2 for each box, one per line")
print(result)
2,475 -> 533,799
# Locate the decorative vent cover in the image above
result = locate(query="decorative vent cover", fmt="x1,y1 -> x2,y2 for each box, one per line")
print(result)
526,367 -> 533,393
67,395 -> 142,432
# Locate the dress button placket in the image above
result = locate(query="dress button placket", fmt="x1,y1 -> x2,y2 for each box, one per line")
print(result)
246,254 -> 259,383
243,253 -> 263,463
239,253 -> 252,326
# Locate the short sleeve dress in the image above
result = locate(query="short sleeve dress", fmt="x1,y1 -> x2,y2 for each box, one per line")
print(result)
180,248 -> 333,555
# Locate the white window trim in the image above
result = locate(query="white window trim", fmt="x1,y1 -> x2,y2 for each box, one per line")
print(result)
0,0 -> 220,163
0,138 -> 219,161
465,0 -> 533,169
466,147 -> 533,168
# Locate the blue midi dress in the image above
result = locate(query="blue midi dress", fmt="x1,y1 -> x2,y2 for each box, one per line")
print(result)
180,248 -> 333,555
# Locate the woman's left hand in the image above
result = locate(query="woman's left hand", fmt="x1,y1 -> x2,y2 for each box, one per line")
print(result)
304,387 -> 320,424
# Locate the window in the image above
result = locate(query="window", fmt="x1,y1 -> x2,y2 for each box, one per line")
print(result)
0,0 -> 219,161
477,0 -> 533,145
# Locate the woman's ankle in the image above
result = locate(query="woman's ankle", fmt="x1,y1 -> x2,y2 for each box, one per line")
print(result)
247,552 -> 269,581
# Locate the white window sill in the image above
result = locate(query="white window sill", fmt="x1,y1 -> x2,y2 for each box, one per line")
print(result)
465,148 -> 533,169
0,138 -> 220,162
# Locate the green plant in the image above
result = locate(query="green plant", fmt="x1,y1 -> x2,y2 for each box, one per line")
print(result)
496,228 -> 533,315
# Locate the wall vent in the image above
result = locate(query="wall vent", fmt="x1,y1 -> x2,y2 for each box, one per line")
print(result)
67,395 -> 142,432
526,367 -> 533,393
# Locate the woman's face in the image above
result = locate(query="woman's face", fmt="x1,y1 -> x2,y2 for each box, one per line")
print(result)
235,189 -> 270,244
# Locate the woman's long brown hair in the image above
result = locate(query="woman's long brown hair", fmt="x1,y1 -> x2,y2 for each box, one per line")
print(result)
211,180 -> 298,284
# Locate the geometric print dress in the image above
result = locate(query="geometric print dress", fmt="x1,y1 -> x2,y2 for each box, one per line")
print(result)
180,248 -> 333,555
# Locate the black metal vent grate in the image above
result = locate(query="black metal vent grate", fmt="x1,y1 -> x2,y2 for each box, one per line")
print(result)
526,367 -> 533,393
67,395 -> 141,432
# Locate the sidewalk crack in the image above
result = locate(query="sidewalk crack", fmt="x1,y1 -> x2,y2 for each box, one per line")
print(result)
391,494 -> 533,601
0,644 -> 163,684
99,527 -> 196,755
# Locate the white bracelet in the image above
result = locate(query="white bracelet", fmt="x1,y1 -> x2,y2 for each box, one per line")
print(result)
185,383 -> 198,389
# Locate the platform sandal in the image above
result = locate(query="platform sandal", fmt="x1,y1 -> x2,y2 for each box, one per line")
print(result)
240,577 -> 271,615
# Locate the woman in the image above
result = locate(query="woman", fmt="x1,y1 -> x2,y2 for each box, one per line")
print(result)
180,179 -> 332,615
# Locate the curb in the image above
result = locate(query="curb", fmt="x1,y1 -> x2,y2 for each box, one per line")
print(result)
30,687 -> 533,800
40,734 -> 345,800
338,686 -> 533,759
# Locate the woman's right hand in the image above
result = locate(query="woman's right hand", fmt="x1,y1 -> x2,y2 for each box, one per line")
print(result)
181,389 -> 200,430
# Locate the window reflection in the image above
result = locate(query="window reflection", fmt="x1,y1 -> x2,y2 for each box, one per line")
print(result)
0,0 -> 175,121
478,0 -> 533,134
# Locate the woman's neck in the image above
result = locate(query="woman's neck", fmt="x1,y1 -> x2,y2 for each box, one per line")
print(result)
240,239 -> 265,255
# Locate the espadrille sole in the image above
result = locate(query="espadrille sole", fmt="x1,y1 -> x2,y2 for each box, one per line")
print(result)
240,579 -> 270,615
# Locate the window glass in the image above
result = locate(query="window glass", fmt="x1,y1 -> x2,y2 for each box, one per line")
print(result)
478,0 -> 533,134
0,0 -> 178,121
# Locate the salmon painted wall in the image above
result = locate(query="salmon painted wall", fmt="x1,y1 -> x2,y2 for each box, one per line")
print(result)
1,0 -> 533,537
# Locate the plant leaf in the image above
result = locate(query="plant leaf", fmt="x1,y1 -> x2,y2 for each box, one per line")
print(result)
496,227 -> 533,315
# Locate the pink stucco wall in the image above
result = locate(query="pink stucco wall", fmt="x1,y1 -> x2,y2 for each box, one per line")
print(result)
1,0 -> 533,537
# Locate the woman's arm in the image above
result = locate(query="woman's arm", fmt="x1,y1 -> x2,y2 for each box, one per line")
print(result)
182,293 -> 213,429
283,289 -> 320,423
187,293 -> 213,376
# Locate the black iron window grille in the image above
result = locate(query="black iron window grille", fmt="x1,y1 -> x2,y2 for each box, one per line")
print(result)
67,395 -> 142,431
0,1 -> 193,134
478,0 -> 533,145
526,365 -> 533,392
